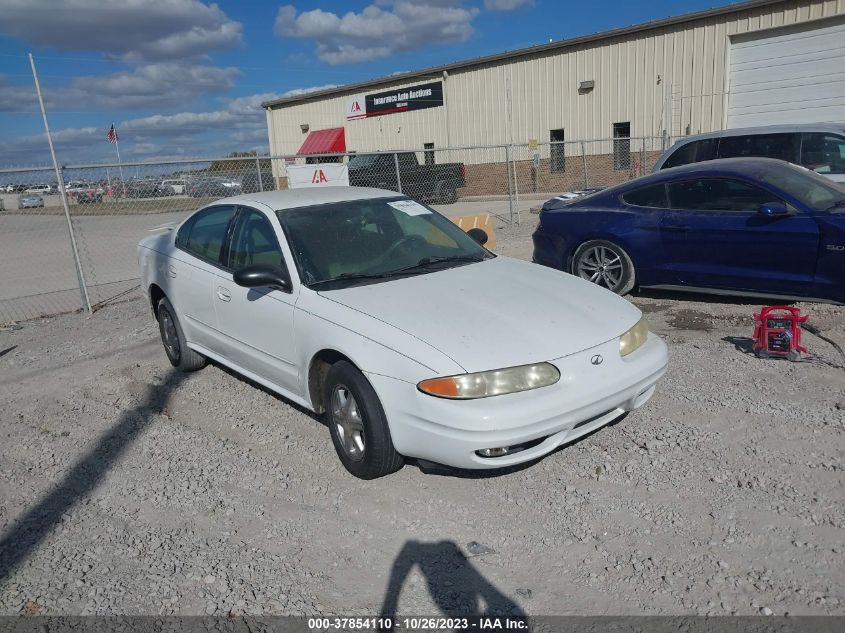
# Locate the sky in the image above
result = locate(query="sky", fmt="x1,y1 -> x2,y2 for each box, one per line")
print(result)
0,0 -> 740,167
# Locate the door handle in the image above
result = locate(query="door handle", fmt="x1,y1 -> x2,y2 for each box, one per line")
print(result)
167,264 -> 177,278
216,287 -> 231,302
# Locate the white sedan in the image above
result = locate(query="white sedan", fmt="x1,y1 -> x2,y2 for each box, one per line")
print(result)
138,187 -> 668,479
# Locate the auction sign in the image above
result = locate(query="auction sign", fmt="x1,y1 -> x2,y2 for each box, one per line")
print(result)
346,81 -> 443,120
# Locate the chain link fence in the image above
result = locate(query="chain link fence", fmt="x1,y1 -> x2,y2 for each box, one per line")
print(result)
0,136 -> 675,323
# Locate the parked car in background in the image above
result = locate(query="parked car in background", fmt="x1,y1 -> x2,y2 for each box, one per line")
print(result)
533,157 -> 845,303
188,177 -> 243,198
161,179 -> 187,195
348,152 -> 466,204
66,181 -> 104,203
653,124 -> 845,183
17,193 -> 44,209
138,187 -> 668,478
126,179 -> 167,198
25,184 -> 53,194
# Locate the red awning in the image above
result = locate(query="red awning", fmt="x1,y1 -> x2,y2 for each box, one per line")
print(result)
297,127 -> 346,155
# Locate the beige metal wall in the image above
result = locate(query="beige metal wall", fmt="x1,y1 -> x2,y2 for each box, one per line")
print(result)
266,0 -> 845,162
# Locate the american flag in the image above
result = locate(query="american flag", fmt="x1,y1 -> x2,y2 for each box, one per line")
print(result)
106,124 -> 118,144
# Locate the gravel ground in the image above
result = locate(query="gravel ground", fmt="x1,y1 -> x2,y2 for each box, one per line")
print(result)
0,217 -> 843,617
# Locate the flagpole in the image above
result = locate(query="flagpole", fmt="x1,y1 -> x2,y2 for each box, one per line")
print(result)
112,122 -> 126,197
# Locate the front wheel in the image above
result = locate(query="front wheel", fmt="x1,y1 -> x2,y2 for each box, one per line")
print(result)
571,239 -> 636,295
324,361 -> 403,479
156,297 -> 207,371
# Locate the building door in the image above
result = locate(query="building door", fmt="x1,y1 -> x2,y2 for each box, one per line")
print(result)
728,18 -> 845,127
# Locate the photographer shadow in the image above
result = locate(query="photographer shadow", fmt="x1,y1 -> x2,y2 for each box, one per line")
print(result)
379,540 -> 527,629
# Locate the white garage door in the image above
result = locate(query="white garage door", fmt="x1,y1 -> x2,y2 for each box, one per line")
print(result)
728,19 -> 845,127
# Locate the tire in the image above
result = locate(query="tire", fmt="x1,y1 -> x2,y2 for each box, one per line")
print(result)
571,239 -> 636,295
324,361 -> 403,479
156,297 -> 206,371
435,180 -> 458,204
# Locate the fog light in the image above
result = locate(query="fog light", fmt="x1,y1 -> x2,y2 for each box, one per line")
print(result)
477,447 -> 510,458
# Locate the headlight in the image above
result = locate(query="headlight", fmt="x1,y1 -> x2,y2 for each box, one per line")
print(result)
417,362 -> 560,399
619,316 -> 649,356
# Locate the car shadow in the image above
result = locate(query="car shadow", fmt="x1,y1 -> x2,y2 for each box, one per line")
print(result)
0,368 -> 186,583
379,540 -> 527,628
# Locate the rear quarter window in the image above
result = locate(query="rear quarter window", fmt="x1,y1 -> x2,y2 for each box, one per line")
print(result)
662,139 -> 718,169
621,183 -> 668,208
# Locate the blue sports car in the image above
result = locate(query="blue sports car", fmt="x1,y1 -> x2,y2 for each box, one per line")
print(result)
532,157 -> 845,304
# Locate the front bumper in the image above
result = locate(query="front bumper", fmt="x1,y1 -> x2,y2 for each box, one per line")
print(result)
366,333 -> 668,469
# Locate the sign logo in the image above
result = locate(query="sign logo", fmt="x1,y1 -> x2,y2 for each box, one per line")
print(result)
311,169 -> 328,184
346,95 -> 367,121
590,354 -> 604,366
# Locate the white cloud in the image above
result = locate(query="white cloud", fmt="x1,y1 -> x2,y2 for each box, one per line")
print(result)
0,86 -> 337,164
0,0 -> 242,61
274,1 -> 479,64
0,64 -> 240,113
484,0 -> 534,10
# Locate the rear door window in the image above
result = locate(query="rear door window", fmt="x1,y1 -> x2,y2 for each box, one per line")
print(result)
177,205 -> 236,264
662,138 -> 718,169
800,133 -> 845,174
717,133 -> 800,163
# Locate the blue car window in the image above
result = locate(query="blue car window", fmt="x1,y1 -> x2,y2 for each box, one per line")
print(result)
621,184 -> 668,208
668,178 -> 782,212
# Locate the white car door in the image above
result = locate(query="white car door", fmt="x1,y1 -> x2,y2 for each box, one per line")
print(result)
212,205 -> 300,394
170,204 -> 237,352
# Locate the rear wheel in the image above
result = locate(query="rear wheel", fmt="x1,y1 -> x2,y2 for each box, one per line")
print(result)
571,240 -> 636,295
324,361 -> 403,479
156,297 -> 206,371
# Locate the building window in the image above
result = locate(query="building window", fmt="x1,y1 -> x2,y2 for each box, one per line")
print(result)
550,129 -> 565,173
424,143 -> 435,166
613,122 -> 631,171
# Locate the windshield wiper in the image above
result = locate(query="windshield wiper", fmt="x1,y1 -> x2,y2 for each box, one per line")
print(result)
308,268 -> 429,288
309,255 -> 489,289
824,199 -> 845,212
387,254 -> 489,274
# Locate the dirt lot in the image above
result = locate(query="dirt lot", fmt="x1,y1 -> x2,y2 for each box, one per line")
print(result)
0,219 -> 843,617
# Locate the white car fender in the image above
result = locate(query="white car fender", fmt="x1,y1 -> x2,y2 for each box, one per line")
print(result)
293,289 -> 464,402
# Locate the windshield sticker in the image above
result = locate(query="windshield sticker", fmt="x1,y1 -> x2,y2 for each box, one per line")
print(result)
388,200 -> 431,216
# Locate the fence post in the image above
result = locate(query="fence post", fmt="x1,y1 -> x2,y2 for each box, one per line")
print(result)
29,53 -> 92,314
509,145 -> 520,227
581,141 -> 589,189
393,152 -> 403,194
640,138 -> 647,176
505,145 -> 514,228
255,157 -> 264,192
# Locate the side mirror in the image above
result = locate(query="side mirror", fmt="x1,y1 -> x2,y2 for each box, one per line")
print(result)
233,264 -> 291,292
467,227 -> 489,246
758,202 -> 789,217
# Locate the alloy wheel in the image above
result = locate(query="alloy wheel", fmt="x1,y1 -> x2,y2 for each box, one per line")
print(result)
331,385 -> 365,461
159,307 -> 181,362
576,245 -> 624,290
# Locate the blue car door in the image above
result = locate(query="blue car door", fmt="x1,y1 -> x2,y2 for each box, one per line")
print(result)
661,177 -> 819,295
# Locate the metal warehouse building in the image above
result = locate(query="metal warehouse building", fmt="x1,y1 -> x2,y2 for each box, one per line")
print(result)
263,0 -> 845,189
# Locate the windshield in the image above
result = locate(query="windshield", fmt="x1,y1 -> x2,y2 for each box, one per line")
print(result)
757,163 -> 845,211
277,197 -> 492,289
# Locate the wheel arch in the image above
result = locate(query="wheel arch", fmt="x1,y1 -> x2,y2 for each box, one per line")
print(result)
148,283 -> 166,318
308,349 -> 360,414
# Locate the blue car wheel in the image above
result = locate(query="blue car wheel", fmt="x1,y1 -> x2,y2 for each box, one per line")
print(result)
571,239 -> 636,295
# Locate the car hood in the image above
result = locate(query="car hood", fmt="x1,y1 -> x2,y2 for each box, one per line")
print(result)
319,256 -> 642,373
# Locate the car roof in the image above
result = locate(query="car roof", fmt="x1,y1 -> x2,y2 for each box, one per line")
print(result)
588,157 -> 804,197
671,122 -> 845,144
219,186 -> 404,211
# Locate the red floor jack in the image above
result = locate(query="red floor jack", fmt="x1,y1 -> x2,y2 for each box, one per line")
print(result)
752,306 -> 808,361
